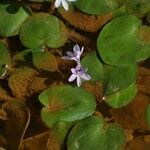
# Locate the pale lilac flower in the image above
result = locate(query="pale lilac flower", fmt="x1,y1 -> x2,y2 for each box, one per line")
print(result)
68,65 -> 91,87
62,44 -> 84,63
54,0 -> 77,11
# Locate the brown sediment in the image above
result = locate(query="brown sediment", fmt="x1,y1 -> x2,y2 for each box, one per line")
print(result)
57,8 -> 112,32
138,26 -> 150,43
48,100 -> 66,113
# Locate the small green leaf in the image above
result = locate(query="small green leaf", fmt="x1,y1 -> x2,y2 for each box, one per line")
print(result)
97,15 -> 150,66
0,41 -> 10,78
39,86 -> 96,127
81,51 -> 103,81
0,1 -> 30,37
68,116 -> 126,150
19,13 -> 67,48
32,51 -> 58,72
14,48 -> 58,71
145,104 -> 150,127
105,83 -> 137,108
103,64 -> 137,95
74,0 -> 126,15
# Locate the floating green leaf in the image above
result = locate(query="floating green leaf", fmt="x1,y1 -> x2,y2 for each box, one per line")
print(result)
20,13 -> 67,48
0,1 -> 30,37
68,116 -> 126,150
74,0 -> 126,15
145,104 -> 150,127
39,86 -> 96,127
97,15 -> 150,66
105,83 -> 137,108
103,64 -> 137,95
0,41 -> 10,78
81,51 -> 103,81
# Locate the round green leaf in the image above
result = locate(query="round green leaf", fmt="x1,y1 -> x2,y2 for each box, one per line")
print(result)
97,15 -> 150,66
126,0 -> 150,17
0,1 -> 30,37
145,104 -> 150,127
81,51 -> 103,81
19,13 -> 67,48
105,83 -> 137,108
74,0 -> 126,15
103,64 -> 137,95
0,41 -> 10,78
39,86 -> 96,127
68,116 -> 126,150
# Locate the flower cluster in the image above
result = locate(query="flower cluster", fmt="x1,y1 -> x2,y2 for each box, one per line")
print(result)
54,0 -> 77,11
63,44 -> 91,87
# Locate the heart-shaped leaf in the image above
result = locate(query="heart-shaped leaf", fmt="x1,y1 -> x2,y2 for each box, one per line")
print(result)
0,1 -> 30,37
74,0 -> 126,15
103,64 -> 137,95
19,13 -> 67,48
39,85 -> 96,127
97,15 -> 150,66
0,41 -> 11,78
81,51 -> 103,82
105,83 -> 137,108
68,116 -> 126,150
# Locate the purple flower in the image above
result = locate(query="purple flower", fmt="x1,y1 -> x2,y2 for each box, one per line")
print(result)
54,0 -> 77,11
62,44 -> 84,63
68,65 -> 91,87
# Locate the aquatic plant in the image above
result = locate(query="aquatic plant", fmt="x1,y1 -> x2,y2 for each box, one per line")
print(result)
0,0 -> 149,149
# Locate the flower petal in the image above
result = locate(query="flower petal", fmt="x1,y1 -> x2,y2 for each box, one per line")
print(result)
73,44 -> 80,52
62,0 -> 69,11
71,68 -> 76,74
62,56 -> 71,60
54,0 -> 62,8
80,73 -> 91,81
80,46 -> 84,55
68,74 -> 77,82
77,75 -> 81,87
66,51 -> 74,57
